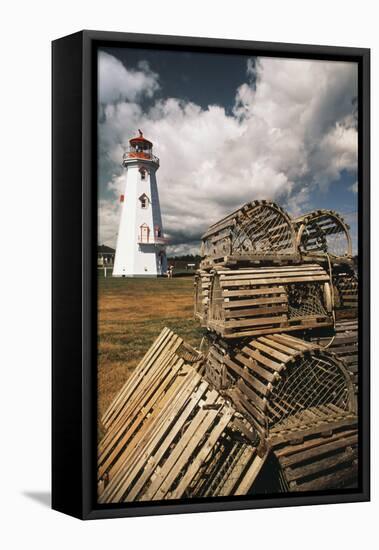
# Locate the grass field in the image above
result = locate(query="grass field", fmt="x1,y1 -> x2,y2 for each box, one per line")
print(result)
97,271 -> 205,425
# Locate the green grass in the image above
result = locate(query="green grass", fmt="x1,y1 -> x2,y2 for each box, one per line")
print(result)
97,273 -> 205,421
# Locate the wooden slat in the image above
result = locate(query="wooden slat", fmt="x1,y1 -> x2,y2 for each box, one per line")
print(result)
220,269 -> 325,280
223,287 -> 287,298
169,407 -> 234,499
285,448 -> 357,482
225,315 -> 288,329
141,393 -> 221,501
222,321 -> 332,339
221,275 -> 329,287
122,379 -> 210,501
279,434 -> 358,468
224,305 -> 288,319
223,296 -> 287,309
269,415 -> 358,446
233,451 -> 269,495
291,464 -> 357,491
101,327 -> 172,428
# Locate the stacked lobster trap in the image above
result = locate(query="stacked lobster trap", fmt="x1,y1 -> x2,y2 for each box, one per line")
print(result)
195,200 -> 359,491
98,200 -> 359,503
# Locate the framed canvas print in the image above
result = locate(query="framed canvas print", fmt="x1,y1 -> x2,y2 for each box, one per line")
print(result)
52,30 -> 370,520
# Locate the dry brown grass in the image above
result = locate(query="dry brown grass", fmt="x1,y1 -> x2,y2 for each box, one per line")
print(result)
97,274 -> 205,424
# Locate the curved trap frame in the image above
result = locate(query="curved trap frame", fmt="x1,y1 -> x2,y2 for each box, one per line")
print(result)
208,332 -> 356,441
294,209 -> 352,260
201,201 -> 299,268
267,353 -> 352,432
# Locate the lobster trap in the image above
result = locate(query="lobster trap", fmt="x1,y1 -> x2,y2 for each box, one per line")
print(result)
206,264 -> 334,339
98,329 -> 267,503
200,200 -> 299,269
98,198 -> 360,502
203,332 -> 356,442
294,209 -> 352,261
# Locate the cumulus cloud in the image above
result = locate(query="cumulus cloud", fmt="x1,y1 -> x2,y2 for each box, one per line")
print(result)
98,54 -> 358,255
98,52 -> 159,104
350,181 -> 358,193
98,198 -> 120,246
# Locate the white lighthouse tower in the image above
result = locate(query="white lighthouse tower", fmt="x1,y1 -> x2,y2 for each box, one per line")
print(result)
113,131 -> 168,277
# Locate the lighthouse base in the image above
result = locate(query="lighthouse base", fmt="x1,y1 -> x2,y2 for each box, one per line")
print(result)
112,245 -> 167,278
112,273 -> 160,278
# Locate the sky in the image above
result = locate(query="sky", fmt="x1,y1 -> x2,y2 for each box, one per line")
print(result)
97,47 -> 358,255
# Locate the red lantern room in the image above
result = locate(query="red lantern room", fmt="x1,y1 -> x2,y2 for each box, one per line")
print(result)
123,130 -> 159,166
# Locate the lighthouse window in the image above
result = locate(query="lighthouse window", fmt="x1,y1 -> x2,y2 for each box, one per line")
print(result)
140,169 -> 146,180
139,194 -> 149,209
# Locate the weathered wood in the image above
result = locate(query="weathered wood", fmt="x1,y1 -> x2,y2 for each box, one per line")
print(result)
194,270 -> 212,325
98,329 -> 270,503
268,415 -> 358,446
333,267 -> 358,315
272,423 -> 358,492
201,200 -> 299,268
204,333 -> 356,443
308,319 -> 358,403
233,451 -> 270,495
101,327 -> 173,429
99,196 -> 359,502
293,209 -> 352,260
206,265 -> 333,339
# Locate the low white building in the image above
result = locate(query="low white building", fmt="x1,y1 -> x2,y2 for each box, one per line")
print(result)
97,244 -> 115,267
113,131 -> 168,277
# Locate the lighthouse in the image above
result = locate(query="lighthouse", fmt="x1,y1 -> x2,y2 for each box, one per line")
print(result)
112,131 -> 168,277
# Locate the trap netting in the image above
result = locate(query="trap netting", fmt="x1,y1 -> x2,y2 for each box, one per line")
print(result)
267,353 -> 353,430
294,210 -> 352,259
231,202 -> 297,256
200,201 -> 298,261
287,283 -> 329,319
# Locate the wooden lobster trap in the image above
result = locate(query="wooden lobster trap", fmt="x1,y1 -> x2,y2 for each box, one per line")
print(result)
206,264 -> 334,339
202,330 -> 359,492
204,333 -> 356,441
98,328 -> 203,493
200,200 -> 300,270
98,328 -> 268,503
98,196 -> 360,502
293,209 -> 352,263
100,327 -> 202,433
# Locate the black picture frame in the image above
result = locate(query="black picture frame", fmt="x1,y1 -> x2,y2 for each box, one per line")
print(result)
52,30 -> 370,520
